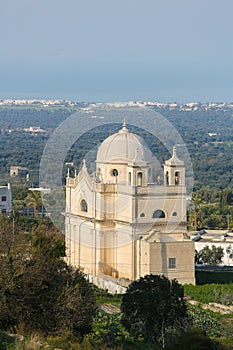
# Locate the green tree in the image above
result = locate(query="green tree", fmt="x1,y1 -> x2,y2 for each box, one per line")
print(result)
26,190 -> 42,216
32,227 -> 66,259
121,274 -> 187,347
188,193 -> 203,230
197,245 -> 224,265
4,256 -> 68,334
0,220 -> 96,337
58,269 -> 96,337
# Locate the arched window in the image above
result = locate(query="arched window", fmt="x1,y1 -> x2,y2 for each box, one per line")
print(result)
140,213 -> 145,218
172,212 -> 177,216
111,168 -> 118,177
137,172 -> 142,186
175,171 -> 180,185
80,199 -> 88,212
166,171 -> 169,185
152,209 -> 165,218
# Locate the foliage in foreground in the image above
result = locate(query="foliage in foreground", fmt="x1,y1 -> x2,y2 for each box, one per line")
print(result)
167,328 -> 222,350
188,305 -> 224,337
121,274 -> 187,346
0,216 -> 96,338
86,310 -> 130,346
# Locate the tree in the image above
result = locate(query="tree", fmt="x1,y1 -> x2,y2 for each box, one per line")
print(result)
197,245 -> 224,265
121,274 -> 187,347
58,269 -> 97,337
188,193 -> 203,231
0,220 -> 96,337
26,190 -> 43,216
32,226 -> 66,259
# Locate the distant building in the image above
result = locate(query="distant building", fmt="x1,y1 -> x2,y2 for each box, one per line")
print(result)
0,183 -> 12,215
10,165 -> 29,181
65,122 -> 195,285
10,166 -> 28,177
24,126 -> 47,133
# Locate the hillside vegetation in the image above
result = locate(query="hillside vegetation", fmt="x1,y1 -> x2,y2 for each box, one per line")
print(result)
0,103 -> 232,190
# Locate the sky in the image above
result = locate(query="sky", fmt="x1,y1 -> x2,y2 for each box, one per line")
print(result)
1,0 -> 233,102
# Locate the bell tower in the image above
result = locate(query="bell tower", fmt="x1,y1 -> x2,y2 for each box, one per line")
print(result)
164,146 -> 185,187
161,145 -> 187,231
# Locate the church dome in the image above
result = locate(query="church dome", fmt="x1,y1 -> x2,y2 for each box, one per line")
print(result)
96,122 -> 155,165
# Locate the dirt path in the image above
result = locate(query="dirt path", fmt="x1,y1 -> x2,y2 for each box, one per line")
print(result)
188,300 -> 233,314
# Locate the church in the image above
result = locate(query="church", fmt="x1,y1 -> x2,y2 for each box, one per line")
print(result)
65,121 -> 195,285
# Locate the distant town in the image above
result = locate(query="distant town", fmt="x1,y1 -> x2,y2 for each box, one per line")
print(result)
1,98 -> 233,112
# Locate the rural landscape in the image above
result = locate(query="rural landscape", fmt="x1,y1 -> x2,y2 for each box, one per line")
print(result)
1,1 -> 233,349
0,100 -> 232,349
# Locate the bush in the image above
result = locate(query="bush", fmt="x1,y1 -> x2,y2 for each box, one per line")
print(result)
188,305 -> 224,337
167,328 -> 222,350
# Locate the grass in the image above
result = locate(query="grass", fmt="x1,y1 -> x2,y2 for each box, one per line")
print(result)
97,294 -> 122,306
184,283 -> 233,305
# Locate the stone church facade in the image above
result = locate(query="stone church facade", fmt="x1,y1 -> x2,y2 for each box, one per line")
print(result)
65,122 -> 195,284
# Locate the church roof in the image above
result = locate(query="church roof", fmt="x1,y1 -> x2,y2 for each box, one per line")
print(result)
96,121 -> 155,165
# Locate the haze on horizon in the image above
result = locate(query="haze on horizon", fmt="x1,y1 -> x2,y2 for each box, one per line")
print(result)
1,0 -> 233,103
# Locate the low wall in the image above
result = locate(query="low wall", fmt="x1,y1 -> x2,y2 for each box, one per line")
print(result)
88,274 -> 128,294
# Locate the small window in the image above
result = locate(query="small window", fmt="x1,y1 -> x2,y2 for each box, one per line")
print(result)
80,199 -> 88,212
152,210 -> 165,219
137,172 -> 142,186
166,171 -> 169,185
111,168 -> 118,177
169,258 -> 176,269
128,172 -> 131,185
140,213 -> 145,218
172,212 -> 177,216
1,196 -> 6,202
1,209 -> 6,214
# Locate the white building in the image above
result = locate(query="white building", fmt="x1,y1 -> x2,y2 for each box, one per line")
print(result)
65,122 -> 195,285
0,183 -> 12,215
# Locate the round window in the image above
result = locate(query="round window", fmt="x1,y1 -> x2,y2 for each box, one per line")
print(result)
111,169 -> 118,177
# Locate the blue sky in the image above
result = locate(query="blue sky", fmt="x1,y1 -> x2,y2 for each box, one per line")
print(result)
1,0 -> 233,102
